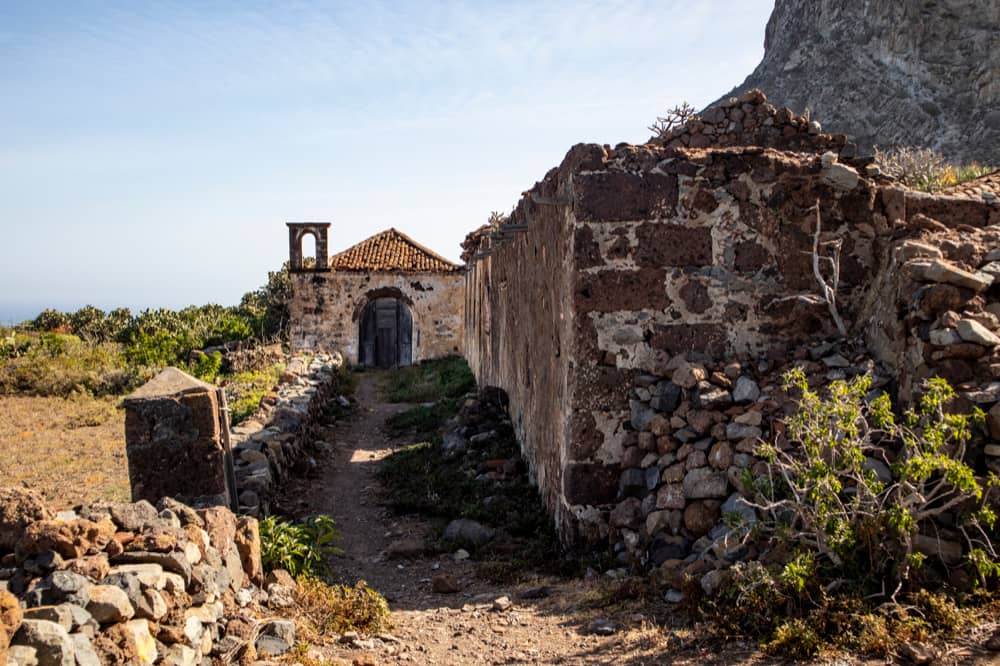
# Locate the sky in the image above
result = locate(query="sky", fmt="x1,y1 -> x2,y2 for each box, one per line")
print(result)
0,0 -> 774,324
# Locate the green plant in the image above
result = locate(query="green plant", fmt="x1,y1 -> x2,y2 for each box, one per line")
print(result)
259,514 -> 343,579
750,369 -> 996,595
381,356 -> 475,404
223,363 -> 285,425
764,618 -> 822,659
873,146 -> 995,192
189,350 -> 222,382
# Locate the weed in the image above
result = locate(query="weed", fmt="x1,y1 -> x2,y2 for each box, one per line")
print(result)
381,356 -> 474,403
260,514 -> 343,578
379,387 -> 565,578
223,363 -> 285,425
385,398 -> 463,442
294,578 -> 392,637
764,618 -> 822,659
873,146 -> 995,192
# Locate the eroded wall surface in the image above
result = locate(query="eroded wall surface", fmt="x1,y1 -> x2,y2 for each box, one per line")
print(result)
290,271 -> 464,364
463,92 -> 1000,545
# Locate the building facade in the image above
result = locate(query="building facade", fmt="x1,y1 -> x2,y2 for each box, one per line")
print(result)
287,224 -> 464,367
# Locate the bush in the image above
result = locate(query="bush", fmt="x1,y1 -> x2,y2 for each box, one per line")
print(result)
750,370 -> 997,592
295,578 -> 392,637
873,146 -> 994,192
259,514 -> 343,579
648,101 -> 698,140
223,363 -> 285,425
0,334 -> 138,396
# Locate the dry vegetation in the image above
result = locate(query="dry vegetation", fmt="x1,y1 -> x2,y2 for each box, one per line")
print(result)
0,394 -> 129,508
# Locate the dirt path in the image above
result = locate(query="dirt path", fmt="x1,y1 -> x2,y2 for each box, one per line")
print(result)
277,372 -> 761,666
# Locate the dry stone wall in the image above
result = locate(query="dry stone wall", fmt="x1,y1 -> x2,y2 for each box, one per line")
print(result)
289,271 -> 464,364
463,91 -> 1000,552
0,488 -> 288,666
228,353 -> 347,517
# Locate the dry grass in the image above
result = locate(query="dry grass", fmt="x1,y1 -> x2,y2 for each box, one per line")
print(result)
0,394 -> 129,509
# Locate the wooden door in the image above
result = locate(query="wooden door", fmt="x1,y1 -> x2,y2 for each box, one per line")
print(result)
359,298 -> 414,368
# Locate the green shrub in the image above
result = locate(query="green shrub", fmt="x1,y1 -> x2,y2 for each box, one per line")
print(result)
189,350 -> 223,382
750,370 -> 996,591
223,363 -> 285,425
259,514 -> 343,579
0,334 -> 138,396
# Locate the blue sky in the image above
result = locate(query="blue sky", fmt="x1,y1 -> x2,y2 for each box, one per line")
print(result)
0,1 -> 773,323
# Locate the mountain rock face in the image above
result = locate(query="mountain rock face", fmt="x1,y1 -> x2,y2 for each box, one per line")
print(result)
723,0 -> 1000,164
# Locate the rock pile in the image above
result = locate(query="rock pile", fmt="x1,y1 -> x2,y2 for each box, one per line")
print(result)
0,488 -> 294,666
229,353 -> 349,517
649,89 -> 853,159
890,229 -> 1000,472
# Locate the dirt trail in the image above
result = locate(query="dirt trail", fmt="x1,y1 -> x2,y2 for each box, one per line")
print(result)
278,372 -> 758,666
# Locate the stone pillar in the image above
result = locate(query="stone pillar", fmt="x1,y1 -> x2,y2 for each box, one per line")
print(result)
123,367 -> 236,509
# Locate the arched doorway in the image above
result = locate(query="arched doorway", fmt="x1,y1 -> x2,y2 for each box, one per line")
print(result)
359,298 -> 413,368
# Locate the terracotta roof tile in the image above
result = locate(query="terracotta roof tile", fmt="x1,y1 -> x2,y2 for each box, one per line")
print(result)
330,228 -> 462,272
943,169 -> 1000,201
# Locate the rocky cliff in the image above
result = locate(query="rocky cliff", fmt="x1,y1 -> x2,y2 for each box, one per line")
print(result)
722,0 -> 1000,164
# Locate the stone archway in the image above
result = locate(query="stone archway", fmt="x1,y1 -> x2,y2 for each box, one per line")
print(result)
359,297 -> 413,368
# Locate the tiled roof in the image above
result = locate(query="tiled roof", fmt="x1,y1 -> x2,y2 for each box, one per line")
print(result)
943,169 -> 1000,201
330,228 -> 462,272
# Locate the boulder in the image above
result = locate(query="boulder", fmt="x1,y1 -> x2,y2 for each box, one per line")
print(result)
907,260 -> 992,292
69,633 -> 100,666
442,519 -> 496,547
0,591 -> 23,665
155,498 -> 203,528
609,498 -> 642,529
31,571 -> 91,608
0,487 -> 53,551
957,319 -> 1000,346
683,468 -> 728,499
62,555 -> 110,581
683,501 -> 720,536
12,619 -> 75,666
108,502 -> 158,532
18,519 -> 115,560
234,517 -> 263,586
672,363 -> 706,389
86,585 -> 135,624
8,646 -> 39,665
197,507 -> 237,553
731,376 -> 760,403
23,607 -> 73,633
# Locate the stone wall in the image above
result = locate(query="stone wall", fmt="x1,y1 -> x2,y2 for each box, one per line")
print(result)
463,96 -> 1000,547
228,353 -> 348,517
289,271 -> 464,364
122,354 -> 348,520
0,488 -> 290,665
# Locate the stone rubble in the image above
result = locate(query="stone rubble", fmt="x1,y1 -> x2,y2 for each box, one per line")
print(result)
0,489 -> 300,666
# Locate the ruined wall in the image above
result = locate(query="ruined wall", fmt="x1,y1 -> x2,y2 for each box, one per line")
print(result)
464,93 -> 1000,546
463,150 -> 584,533
289,271 -> 464,364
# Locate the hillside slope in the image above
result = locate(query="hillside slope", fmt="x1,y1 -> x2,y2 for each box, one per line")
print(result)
721,0 -> 1000,163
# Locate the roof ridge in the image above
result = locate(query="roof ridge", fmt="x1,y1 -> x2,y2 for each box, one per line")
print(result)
384,227 -> 460,269
329,228 -> 462,273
